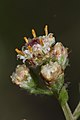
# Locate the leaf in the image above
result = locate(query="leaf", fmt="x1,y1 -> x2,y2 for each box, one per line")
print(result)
59,86 -> 69,105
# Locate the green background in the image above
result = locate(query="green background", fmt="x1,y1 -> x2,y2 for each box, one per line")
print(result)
0,0 -> 80,120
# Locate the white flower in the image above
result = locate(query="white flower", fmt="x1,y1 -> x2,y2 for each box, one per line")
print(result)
42,44 -> 50,54
17,55 -> 27,63
32,44 -> 43,56
15,25 -> 68,68
23,50 -> 33,59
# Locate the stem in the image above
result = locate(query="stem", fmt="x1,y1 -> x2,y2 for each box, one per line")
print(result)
61,102 -> 74,120
30,88 -> 53,95
21,85 -> 53,95
73,102 -> 80,120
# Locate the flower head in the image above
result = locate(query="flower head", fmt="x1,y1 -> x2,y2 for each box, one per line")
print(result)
41,61 -> 63,82
11,64 -> 32,87
53,42 -> 68,69
15,25 -> 55,66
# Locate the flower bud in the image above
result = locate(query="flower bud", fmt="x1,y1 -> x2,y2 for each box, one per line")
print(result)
53,42 -> 68,69
11,64 -> 32,87
40,61 -> 63,82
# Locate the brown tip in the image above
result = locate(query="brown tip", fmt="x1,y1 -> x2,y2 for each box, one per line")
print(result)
32,29 -> 36,38
15,48 -> 24,56
44,25 -> 48,36
27,45 -> 32,52
39,38 -> 44,46
24,37 -> 28,43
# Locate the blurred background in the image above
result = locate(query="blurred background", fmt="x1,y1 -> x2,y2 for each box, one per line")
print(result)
0,0 -> 80,120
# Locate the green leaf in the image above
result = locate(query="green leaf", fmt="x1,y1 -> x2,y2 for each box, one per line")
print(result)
59,86 -> 69,105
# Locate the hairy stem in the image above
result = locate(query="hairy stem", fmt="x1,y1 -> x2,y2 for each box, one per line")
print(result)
61,102 -> 74,120
30,88 -> 53,95
73,102 -> 80,120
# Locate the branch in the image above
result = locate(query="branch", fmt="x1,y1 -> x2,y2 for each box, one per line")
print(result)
73,102 -> 80,120
61,102 -> 74,120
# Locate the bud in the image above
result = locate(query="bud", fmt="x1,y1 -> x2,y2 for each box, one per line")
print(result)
41,61 -> 63,82
11,64 -> 32,88
53,42 -> 68,69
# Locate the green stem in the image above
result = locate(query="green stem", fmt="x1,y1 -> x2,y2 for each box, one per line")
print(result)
21,85 -> 53,95
73,102 -> 80,120
30,88 -> 53,95
61,102 -> 74,120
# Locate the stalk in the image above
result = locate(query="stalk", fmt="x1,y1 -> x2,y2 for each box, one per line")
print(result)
73,102 -> 80,120
61,102 -> 74,120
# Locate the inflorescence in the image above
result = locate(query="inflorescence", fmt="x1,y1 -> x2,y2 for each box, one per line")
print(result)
11,25 -> 80,120
11,25 -> 69,92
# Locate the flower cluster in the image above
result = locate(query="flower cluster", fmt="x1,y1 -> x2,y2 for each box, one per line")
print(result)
15,26 -> 55,66
11,25 -> 80,120
11,25 -> 69,93
15,25 -> 68,69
